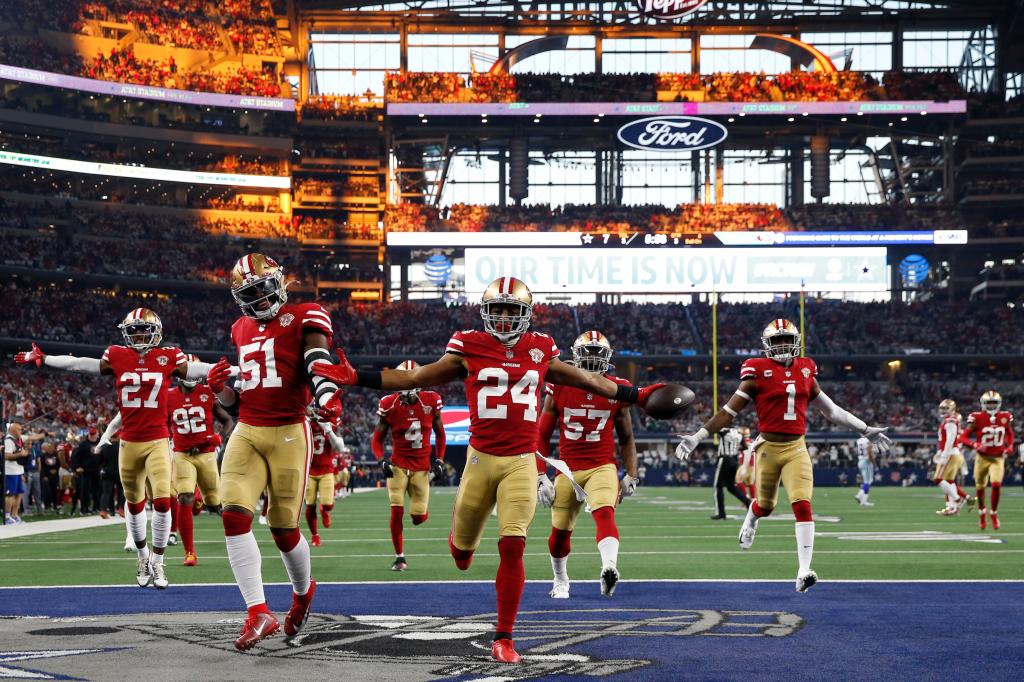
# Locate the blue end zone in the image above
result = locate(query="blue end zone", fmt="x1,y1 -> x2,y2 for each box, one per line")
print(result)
2,582 -> 1022,680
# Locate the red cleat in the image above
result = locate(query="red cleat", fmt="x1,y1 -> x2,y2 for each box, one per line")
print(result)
284,579 -> 317,636
311,534 -> 321,547
992,513 -> 1000,530
183,551 -> 198,567
491,638 -> 522,663
979,511 -> 987,530
234,611 -> 280,651
321,509 -> 331,529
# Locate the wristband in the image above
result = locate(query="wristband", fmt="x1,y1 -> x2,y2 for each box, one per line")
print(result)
356,370 -> 383,390
615,384 -> 640,404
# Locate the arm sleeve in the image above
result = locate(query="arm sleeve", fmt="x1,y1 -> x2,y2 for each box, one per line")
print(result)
940,421 -> 958,457
185,361 -> 239,381
371,429 -> 386,460
325,428 -> 346,453
810,390 -> 868,434
100,414 -> 122,445
537,407 -> 556,457
43,355 -> 102,375
305,347 -> 339,409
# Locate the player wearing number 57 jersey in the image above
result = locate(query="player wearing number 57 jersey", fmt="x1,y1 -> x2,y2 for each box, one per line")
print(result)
674,319 -> 891,594
15,308 -> 225,590
206,253 -> 340,652
960,391 -> 1015,529
372,362 -> 446,572
312,276 -> 663,664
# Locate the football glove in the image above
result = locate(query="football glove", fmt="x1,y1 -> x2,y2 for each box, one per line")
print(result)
675,430 -> 706,462
380,458 -> 395,479
635,382 -> 666,408
537,475 -> 556,507
861,426 -> 892,453
311,349 -> 358,386
619,474 -> 639,499
14,342 -> 45,367
317,391 -> 343,423
207,357 -> 232,393
431,458 -> 446,480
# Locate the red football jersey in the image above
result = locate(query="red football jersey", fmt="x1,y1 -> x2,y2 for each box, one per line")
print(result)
548,376 -> 631,471
938,415 -> 962,453
740,356 -> 818,436
446,330 -> 559,457
963,411 -> 1014,457
167,384 -> 218,452
231,302 -> 333,427
378,391 -> 443,471
102,345 -> 186,442
310,420 -> 340,476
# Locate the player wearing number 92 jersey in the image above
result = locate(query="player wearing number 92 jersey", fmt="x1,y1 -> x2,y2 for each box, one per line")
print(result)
310,276 -> 664,664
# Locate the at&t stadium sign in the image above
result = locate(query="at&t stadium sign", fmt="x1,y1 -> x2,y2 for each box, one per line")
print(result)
635,0 -> 709,20
617,116 -> 728,152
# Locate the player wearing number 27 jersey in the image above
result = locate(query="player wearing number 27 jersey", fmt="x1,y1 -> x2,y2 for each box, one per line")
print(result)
312,276 -> 664,664
674,319 -> 892,594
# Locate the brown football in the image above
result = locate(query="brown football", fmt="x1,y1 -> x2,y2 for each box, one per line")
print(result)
642,384 -> 696,419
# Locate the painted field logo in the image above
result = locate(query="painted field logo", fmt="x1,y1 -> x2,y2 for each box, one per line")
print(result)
617,116 -> 727,152
634,0 -> 709,20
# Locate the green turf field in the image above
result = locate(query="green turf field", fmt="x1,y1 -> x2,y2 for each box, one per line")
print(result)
1,486 -> 1021,587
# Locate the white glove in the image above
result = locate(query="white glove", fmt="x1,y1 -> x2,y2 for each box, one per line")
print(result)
960,459 -> 969,477
933,452 -> 949,466
675,428 -> 707,462
862,426 -> 892,453
619,474 -> 639,499
537,475 -> 555,508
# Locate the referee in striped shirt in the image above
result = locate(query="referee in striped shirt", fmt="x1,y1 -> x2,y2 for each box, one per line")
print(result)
711,427 -> 750,519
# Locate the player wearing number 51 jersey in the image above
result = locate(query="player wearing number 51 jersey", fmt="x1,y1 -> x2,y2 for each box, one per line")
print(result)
312,276 -> 663,664
674,319 -> 891,594
960,391 -> 1015,529
372,361 -> 446,572
206,253 -> 340,652
14,308 -> 224,590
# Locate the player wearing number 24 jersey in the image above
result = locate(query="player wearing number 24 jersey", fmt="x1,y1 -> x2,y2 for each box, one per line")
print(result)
15,308 -> 225,590
312,276 -> 664,665
674,319 -> 892,594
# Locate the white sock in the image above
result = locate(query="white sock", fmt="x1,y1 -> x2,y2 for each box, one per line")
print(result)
225,532 -> 265,608
551,555 -> 569,583
151,551 -> 164,565
137,545 -> 150,562
280,535 -> 311,596
597,537 -> 620,570
127,507 -> 148,546
151,509 -> 171,550
939,481 -> 957,506
743,504 -> 759,529
795,522 -> 815,574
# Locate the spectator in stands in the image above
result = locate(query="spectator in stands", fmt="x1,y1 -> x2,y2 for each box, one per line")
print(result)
98,430 -> 122,519
71,427 -> 102,515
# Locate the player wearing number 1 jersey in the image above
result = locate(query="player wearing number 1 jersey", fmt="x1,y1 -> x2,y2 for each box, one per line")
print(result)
674,319 -> 891,593
206,253 -> 340,652
373,361 -> 446,571
14,308 -> 223,590
960,391 -> 1014,529
312,276 -> 663,664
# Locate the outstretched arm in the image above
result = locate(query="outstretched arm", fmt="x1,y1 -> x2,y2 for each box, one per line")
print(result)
675,380 -> 755,461
16,343 -> 109,375
546,358 -> 662,406
313,349 -> 465,391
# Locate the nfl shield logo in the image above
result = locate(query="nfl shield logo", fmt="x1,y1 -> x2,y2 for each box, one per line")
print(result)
506,351 -> 514,359
764,370 -> 773,378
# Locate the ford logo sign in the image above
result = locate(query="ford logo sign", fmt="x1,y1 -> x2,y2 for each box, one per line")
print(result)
634,0 -> 709,20
617,116 -> 728,152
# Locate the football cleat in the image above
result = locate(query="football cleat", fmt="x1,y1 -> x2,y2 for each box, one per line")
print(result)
795,571 -> 818,593
167,532 -> 178,546
600,566 -> 620,597
151,559 -> 168,589
258,515 -> 268,526
311,534 -> 321,548
979,511 -> 987,530
936,507 -> 957,516
549,581 -> 570,599
136,555 -> 153,587
124,537 -> 136,553
739,517 -> 758,550
284,579 -> 317,637
321,509 -> 331,529
183,551 -> 198,567
710,514 -> 727,520
100,510 -> 109,520
991,512 -> 1000,530
391,557 -> 408,572
235,611 -> 280,651
491,638 -> 522,664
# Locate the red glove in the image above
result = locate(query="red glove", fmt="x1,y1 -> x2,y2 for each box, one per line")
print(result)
15,343 -> 45,367
635,382 -> 666,407
318,390 -> 343,423
207,357 -> 232,393
209,434 -> 223,448
311,348 -> 357,386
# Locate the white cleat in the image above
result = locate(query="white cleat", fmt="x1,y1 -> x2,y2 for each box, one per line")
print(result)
136,554 -> 153,587
600,566 -> 620,597
258,515 -> 268,526
795,571 -> 818,593
738,517 -> 758,550
549,581 -> 570,599
151,559 -> 168,589
859,500 -> 875,507
124,537 -> 136,552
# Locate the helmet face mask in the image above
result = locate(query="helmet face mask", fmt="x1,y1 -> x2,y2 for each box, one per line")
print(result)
118,309 -> 163,351
761,319 -> 800,362
231,254 -> 288,320
480,277 -> 533,343
981,390 -> 1002,414
571,331 -> 613,374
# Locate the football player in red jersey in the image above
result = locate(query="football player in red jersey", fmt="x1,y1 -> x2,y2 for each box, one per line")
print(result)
536,331 -> 637,600
934,399 -> 971,516
306,405 -> 346,547
205,253 -> 340,652
313,276 -> 662,663
674,319 -> 891,593
372,360 -> 447,571
167,355 -> 235,565
959,391 -> 1013,529
15,309 -> 224,589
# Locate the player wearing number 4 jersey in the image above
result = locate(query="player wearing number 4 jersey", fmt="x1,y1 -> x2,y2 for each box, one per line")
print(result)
960,391 -> 1014,529
674,319 -> 891,593
206,253 -> 341,652
372,361 -> 447,572
14,309 -> 227,590
312,276 -> 663,664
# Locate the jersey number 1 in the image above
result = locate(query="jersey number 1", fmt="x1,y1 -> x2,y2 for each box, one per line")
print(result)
783,383 -> 797,421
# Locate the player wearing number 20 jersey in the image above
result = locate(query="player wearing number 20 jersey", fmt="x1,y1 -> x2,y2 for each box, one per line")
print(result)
311,276 -> 663,664
960,391 -> 1015,529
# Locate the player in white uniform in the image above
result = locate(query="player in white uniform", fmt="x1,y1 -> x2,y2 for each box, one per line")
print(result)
855,436 -> 875,507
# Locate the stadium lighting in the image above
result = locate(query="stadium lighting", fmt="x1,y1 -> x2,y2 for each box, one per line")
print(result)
802,112 -> 809,116
727,117 -> 734,122
841,117 -> 848,122
857,111 -> 864,116
787,117 -> 795,122
901,116 -> 908,121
